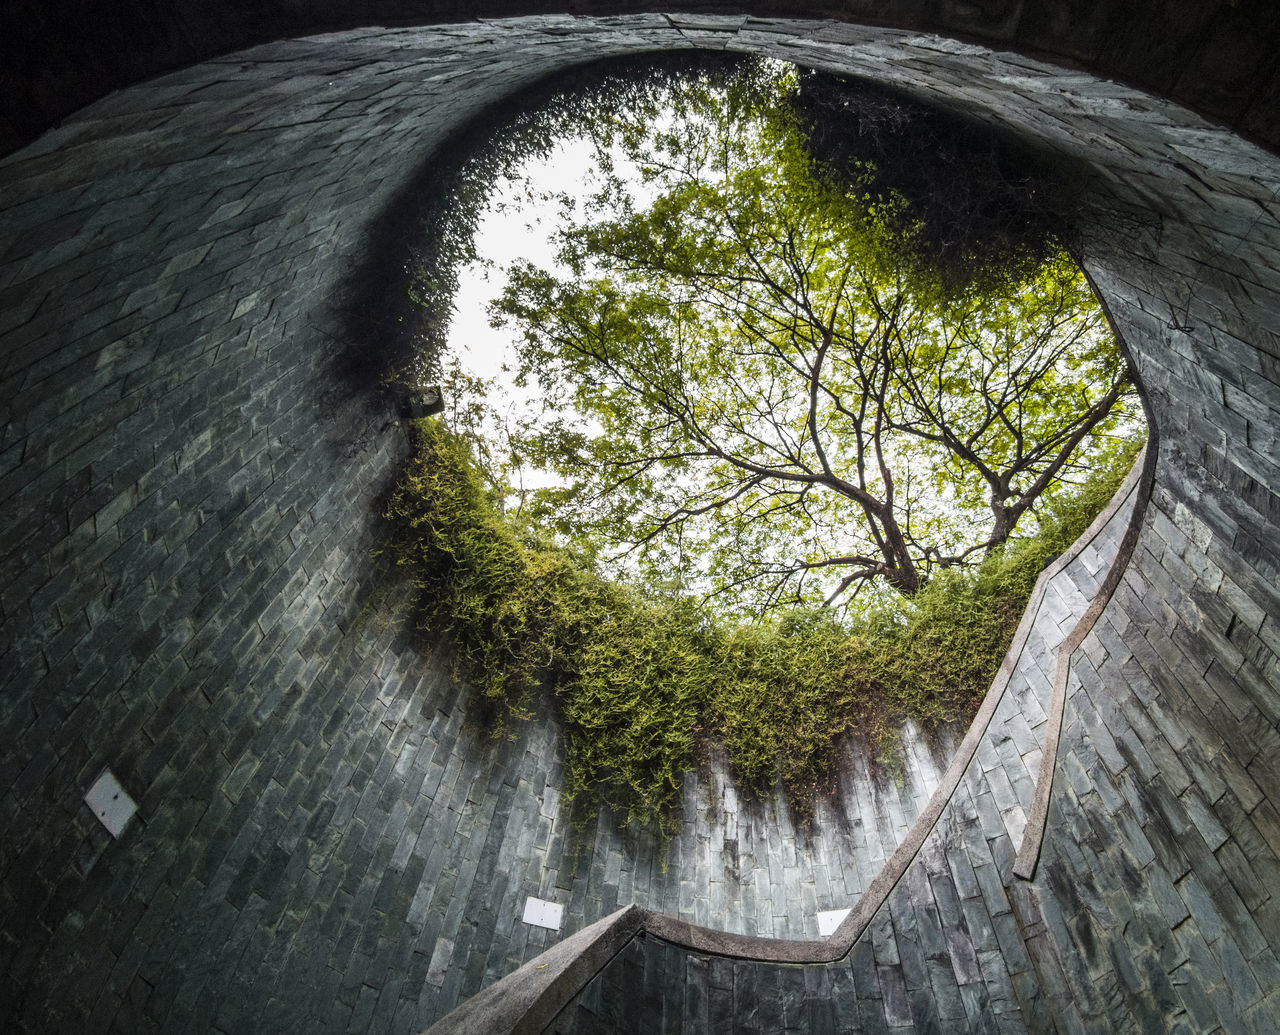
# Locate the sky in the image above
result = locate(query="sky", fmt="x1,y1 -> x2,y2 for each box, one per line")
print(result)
442,131 -> 663,496
448,134 -> 614,381
442,136 -> 601,492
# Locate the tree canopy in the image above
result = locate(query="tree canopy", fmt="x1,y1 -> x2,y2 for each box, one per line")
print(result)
485,65 -> 1140,614
384,57 -> 1147,832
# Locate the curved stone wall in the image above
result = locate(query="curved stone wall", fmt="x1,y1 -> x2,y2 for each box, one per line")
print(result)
3,3 -> 1279,158
1,14 -> 1278,1034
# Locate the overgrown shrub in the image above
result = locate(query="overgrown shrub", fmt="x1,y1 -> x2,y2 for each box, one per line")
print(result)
383,418 -> 1142,834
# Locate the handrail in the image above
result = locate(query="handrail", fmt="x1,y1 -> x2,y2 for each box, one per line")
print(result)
424,447 -> 1155,1033
1012,440 -> 1156,879
426,906 -> 648,1035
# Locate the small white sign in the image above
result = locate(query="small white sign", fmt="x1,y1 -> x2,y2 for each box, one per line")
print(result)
522,896 -> 564,931
85,770 -> 138,838
817,908 -> 851,937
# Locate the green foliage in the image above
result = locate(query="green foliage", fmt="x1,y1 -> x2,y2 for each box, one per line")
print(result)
383,418 -> 705,829
703,611 -> 875,820
489,63 -> 1140,613
396,52 -> 758,387
382,416 -> 557,717
791,71 -> 1088,300
883,432 -> 1144,725
384,418 -> 1142,834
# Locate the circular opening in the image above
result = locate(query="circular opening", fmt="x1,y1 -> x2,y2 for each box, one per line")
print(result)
382,52 -> 1148,835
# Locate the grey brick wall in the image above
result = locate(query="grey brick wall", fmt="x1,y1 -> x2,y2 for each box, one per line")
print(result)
3,2 -> 1280,159
1,15 -> 1278,1034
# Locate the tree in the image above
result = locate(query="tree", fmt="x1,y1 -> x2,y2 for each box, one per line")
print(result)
486,67 -> 1139,615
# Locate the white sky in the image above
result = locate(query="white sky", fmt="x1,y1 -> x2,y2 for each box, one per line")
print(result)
442,137 -> 601,493
444,132 -> 667,497
449,135 -> 600,382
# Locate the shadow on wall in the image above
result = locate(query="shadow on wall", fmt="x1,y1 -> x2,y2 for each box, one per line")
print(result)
4,2 -> 1280,158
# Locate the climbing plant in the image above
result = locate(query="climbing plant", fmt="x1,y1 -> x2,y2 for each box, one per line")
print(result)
383,419 -> 1142,831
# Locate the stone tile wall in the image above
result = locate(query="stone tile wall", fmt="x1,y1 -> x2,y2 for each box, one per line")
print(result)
550,470 -> 1144,1034
1,15 -> 1278,1034
3,2 -> 1279,157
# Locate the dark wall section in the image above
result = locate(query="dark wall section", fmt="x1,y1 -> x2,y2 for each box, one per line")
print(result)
2,1 -> 1280,158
